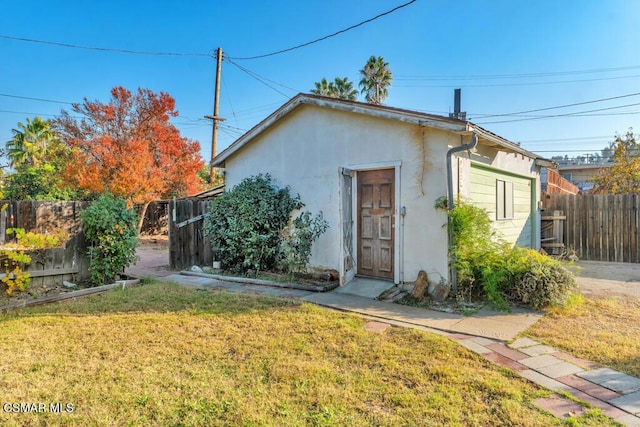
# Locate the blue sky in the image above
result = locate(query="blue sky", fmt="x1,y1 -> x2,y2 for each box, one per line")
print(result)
2,0 -> 640,166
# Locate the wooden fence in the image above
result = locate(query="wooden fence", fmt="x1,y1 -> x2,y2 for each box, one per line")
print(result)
0,201 -> 90,287
0,200 -> 88,243
168,199 -> 213,269
544,194 -> 640,262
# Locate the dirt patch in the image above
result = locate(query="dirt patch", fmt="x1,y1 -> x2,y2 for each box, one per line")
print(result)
137,234 -> 168,250
567,261 -> 640,299
125,237 -> 172,279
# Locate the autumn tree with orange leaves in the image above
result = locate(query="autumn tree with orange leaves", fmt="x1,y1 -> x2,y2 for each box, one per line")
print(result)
591,129 -> 640,194
55,87 -> 205,231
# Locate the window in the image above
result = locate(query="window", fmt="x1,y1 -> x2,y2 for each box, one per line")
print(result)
561,173 -> 573,182
496,179 -> 514,220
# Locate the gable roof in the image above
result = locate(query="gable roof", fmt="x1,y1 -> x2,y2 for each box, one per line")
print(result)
213,93 -> 550,167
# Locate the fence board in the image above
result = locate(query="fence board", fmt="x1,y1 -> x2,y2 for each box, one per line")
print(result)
545,193 -> 640,262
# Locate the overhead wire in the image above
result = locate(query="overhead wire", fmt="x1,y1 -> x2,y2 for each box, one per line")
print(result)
395,73 -> 640,88
221,69 -> 239,126
226,0 -> 416,60
0,34 -> 213,57
520,135 -> 614,143
224,58 -> 292,98
475,102 -> 640,124
470,92 -> 640,119
0,93 -> 73,104
395,65 -> 640,81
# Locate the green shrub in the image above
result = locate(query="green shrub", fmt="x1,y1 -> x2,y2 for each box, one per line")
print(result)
448,201 -> 577,310
506,247 -> 577,309
204,175 -> 304,273
279,211 -> 329,276
6,228 -> 69,249
0,250 -> 31,295
81,194 -> 139,285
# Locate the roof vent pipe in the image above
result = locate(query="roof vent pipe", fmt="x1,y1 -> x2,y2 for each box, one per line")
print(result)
446,133 -> 478,293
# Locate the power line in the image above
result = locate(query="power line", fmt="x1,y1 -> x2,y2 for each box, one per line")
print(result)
0,93 -> 72,104
474,102 -> 640,125
0,34 -> 213,57
225,58 -> 300,93
470,92 -> 640,119
519,135 -> 614,143
395,73 -> 640,88
221,69 -> 239,127
532,149 -> 610,153
395,65 -> 640,81
226,0 -> 416,60
225,59 -> 292,98
0,110 -> 59,117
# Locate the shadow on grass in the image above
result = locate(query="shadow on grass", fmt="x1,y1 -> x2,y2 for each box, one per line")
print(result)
0,281 -> 299,320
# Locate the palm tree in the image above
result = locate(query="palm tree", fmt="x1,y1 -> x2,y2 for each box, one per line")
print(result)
311,78 -> 334,97
359,56 -> 393,105
332,77 -> 358,101
311,77 -> 357,101
7,116 -> 58,168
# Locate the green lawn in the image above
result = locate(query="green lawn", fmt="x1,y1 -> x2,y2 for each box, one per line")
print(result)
0,282 -> 615,426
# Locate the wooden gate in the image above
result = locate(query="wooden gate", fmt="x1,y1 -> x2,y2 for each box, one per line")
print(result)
168,200 -> 213,269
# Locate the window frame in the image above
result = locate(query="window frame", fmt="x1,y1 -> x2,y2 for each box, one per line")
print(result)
496,179 -> 514,220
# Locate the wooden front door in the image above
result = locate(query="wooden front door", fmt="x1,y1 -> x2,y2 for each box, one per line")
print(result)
357,169 -> 394,279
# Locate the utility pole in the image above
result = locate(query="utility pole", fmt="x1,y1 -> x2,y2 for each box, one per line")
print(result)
205,47 -> 225,184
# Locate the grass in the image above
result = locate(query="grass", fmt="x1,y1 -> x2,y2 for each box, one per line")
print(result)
0,281 -> 616,426
525,294 -> 640,378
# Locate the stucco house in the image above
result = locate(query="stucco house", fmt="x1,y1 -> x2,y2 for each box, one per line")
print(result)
213,94 -> 552,287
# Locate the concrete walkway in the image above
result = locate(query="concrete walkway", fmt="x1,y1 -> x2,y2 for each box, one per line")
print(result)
132,259 -> 640,425
303,292 -> 542,341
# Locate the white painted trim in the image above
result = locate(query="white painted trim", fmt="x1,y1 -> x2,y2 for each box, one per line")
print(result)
337,168 -> 345,286
348,161 -> 402,285
338,167 -> 357,286
348,160 -> 402,171
394,165 -> 401,285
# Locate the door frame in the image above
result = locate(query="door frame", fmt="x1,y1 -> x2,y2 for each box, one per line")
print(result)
338,160 -> 401,285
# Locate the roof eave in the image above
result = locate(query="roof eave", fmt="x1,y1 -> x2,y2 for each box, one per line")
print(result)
213,94 -> 468,167
467,123 -> 550,162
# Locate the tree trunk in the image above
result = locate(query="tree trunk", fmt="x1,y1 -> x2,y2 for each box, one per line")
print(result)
137,201 -> 151,235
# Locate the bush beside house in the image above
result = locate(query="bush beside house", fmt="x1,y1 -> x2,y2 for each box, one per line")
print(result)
449,202 -> 577,310
203,175 -> 328,276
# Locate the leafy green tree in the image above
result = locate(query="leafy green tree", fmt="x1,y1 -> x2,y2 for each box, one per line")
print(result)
592,129 -> 640,194
4,117 -> 77,200
311,77 -> 358,101
359,55 -> 393,105
3,164 -> 83,201
7,117 -> 60,168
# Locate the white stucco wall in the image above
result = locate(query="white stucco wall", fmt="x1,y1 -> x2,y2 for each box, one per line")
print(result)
223,105 -> 454,284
